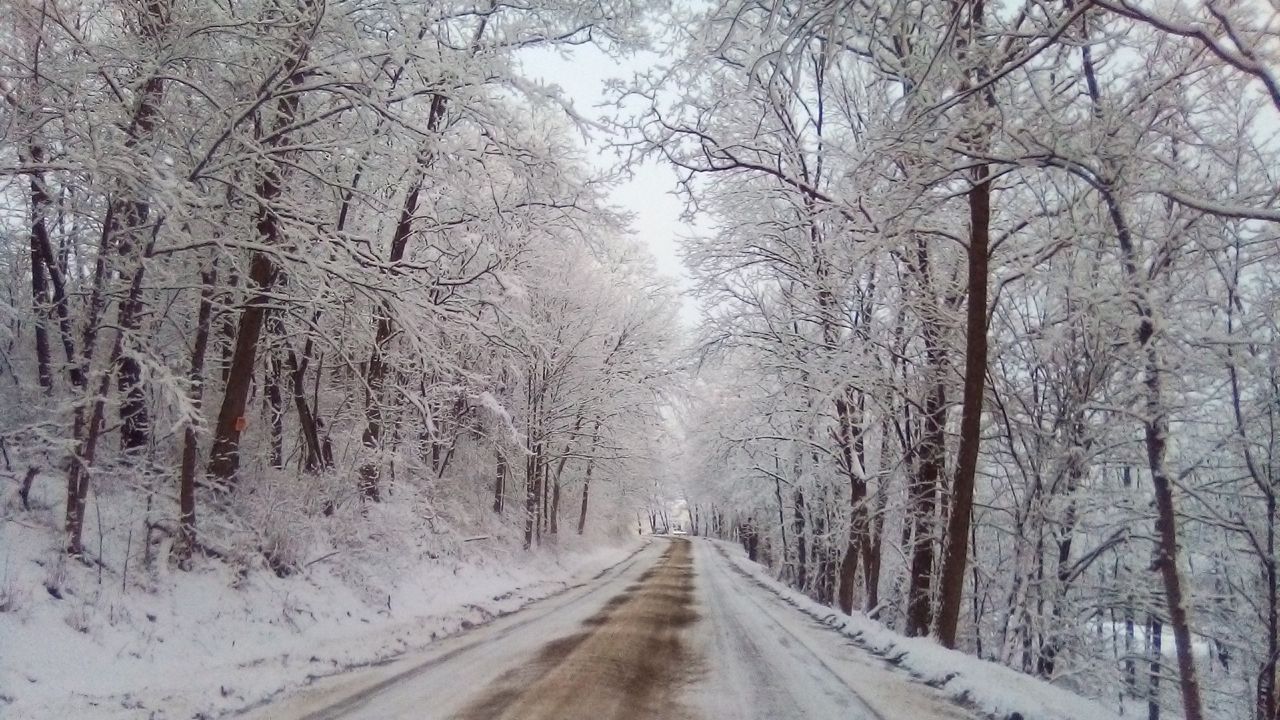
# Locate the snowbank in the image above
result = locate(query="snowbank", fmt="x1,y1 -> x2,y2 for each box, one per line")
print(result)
711,540 -> 1123,720
0,473 -> 642,720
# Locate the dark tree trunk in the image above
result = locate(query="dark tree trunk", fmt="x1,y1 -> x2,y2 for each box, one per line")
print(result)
575,469 -> 591,534
576,421 -> 600,534
1078,29 -> 1203,719
62,196 -> 117,555
65,223 -> 160,554
524,447 -> 537,548
206,9 -> 313,483
906,376 -> 944,636
112,60 -> 168,454
550,471 -> 561,536
114,193 -> 155,454
835,389 -> 867,614
286,336 -> 325,472
794,486 -> 808,591
493,450 -> 506,514
27,154 -> 54,393
523,375 -> 542,549
936,164 -> 992,648
27,150 -> 80,388
741,520 -> 759,562
207,249 -> 277,483
357,176 -> 419,500
207,114 -> 301,481
1125,597 -> 1137,693
176,262 -> 216,565
358,308 -> 394,501
358,95 -> 447,499
264,312 -> 285,469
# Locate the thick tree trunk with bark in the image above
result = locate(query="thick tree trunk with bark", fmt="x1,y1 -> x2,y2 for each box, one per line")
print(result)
207,57 -> 309,483
207,248 -> 277,482
936,165 -> 992,648
206,2 -> 319,483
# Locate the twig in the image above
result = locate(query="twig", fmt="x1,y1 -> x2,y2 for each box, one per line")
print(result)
304,551 -> 341,567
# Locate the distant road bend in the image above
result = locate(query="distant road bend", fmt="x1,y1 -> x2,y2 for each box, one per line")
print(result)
245,539 -> 974,720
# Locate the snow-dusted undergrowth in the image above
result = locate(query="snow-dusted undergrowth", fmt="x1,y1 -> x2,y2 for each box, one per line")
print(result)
712,540 -> 1123,720
0,469 -> 640,719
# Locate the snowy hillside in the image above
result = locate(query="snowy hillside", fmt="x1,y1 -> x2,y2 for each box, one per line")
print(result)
1,475 -> 642,719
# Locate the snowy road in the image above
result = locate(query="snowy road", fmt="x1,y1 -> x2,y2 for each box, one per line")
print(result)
243,538 -> 974,720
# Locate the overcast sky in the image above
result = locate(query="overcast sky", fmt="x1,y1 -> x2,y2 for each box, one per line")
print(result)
519,45 -> 699,325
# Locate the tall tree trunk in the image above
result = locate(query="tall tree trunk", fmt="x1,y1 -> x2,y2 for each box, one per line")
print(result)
936,163 -> 992,647
861,420 -> 893,613
550,467 -> 561,535
206,5 -> 315,483
65,222 -> 161,554
207,249 -> 277,482
906,377 -> 944,636
1076,29 -> 1204,719
27,151 -> 54,393
794,485 -> 808,592
538,451 -> 549,541
1037,414 -> 1085,676
62,191 -> 116,555
358,307 -> 395,501
357,175 -> 419,499
1145,358 -> 1203,720
835,394 -> 868,613
26,148 -> 81,388
286,334 -> 325,472
576,462 -> 595,535
176,261 -> 217,565
575,420 -> 601,534
523,374 -> 541,549
493,450 -> 506,513
112,9 -> 170,453
358,94 -> 446,499
264,312 -> 285,469
524,446 -> 537,548
114,192 -> 158,454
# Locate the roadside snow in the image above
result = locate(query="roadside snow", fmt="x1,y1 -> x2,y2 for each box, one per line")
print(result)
0,482 -> 641,720
712,541 -> 1124,720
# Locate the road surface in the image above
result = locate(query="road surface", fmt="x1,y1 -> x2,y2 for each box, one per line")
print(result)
243,539 -> 973,720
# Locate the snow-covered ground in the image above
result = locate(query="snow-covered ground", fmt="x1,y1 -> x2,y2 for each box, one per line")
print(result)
712,540 -> 1124,720
0,473 -> 643,720
238,537 -> 1120,720
0,461 -> 1129,720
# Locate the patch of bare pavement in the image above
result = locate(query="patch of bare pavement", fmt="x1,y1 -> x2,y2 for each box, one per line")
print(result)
455,539 -> 699,720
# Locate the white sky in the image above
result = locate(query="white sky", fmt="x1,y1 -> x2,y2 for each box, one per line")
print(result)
519,45 -> 699,325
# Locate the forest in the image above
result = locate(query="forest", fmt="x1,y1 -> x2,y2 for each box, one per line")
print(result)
2,0 -> 1279,719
